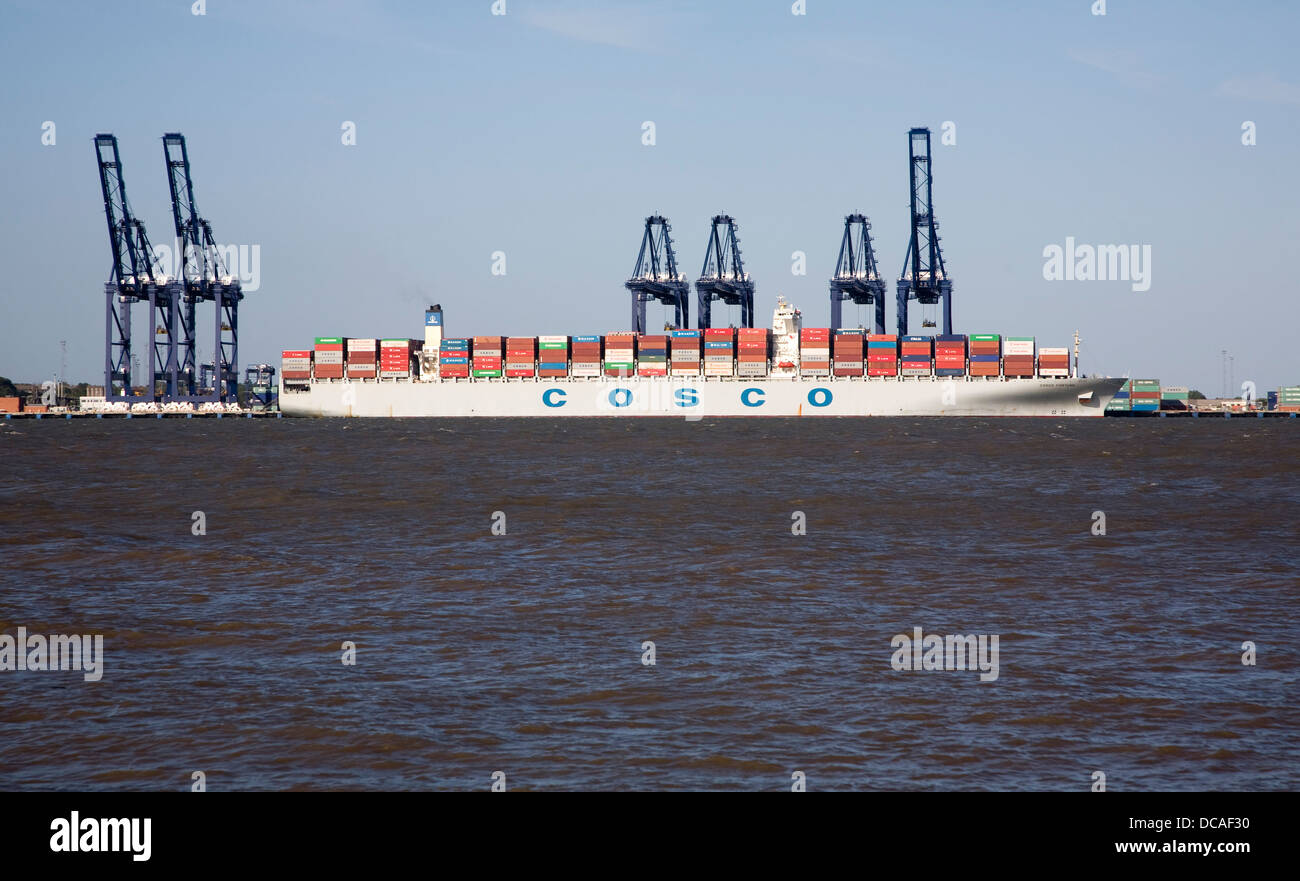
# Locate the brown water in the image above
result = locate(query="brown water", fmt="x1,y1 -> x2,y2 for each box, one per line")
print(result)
1,417 -> 1297,791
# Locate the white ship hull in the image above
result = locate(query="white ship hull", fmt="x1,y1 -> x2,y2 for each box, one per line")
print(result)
279,374 -> 1125,417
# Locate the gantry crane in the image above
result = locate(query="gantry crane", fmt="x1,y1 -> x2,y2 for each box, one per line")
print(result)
163,132 -> 242,403
829,213 -> 886,333
95,134 -> 177,400
896,127 -> 953,336
695,215 -> 755,328
625,216 -> 690,333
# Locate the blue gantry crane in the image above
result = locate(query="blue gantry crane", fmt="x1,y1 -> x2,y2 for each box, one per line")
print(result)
695,215 -> 755,329
163,132 -> 242,403
829,213 -> 886,333
95,133 -> 178,400
625,215 -> 690,333
896,127 -> 953,336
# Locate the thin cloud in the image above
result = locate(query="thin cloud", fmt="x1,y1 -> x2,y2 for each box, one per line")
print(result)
1214,73 -> 1300,106
1067,47 -> 1165,90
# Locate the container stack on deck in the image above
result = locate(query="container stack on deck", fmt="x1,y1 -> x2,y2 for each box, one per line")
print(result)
1002,337 -> 1035,377
800,328 -> 830,376
1037,347 -> 1069,378
440,338 -> 470,378
506,336 -> 536,378
637,334 -> 668,377
571,336 -> 601,377
833,329 -> 864,377
704,328 -> 734,377
1279,386 -> 1300,412
472,335 -> 503,378
314,337 -> 344,379
538,336 -> 568,378
900,336 -> 932,376
346,338 -> 377,379
968,334 -> 1000,377
670,330 -> 701,376
867,334 -> 898,376
380,339 -> 418,378
934,334 -> 966,377
1129,379 -> 1160,412
604,332 -> 635,376
282,350 -> 312,383
737,328 -> 769,377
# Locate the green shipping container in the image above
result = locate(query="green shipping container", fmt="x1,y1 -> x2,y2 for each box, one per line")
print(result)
315,337 -> 343,345
969,334 -> 1000,341
539,343 -> 567,350
603,362 -> 634,369
472,369 -> 502,377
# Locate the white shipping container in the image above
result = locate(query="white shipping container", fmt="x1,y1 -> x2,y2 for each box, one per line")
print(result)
347,338 -> 378,350
379,370 -> 410,378
670,368 -> 700,376
1038,369 -> 1069,377
1003,342 -> 1035,355
1038,347 -> 1069,356
537,335 -> 568,344
1161,386 -> 1189,394
832,361 -> 864,370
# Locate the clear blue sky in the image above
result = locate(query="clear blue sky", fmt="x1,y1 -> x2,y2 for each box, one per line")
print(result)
1,0 -> 1297,394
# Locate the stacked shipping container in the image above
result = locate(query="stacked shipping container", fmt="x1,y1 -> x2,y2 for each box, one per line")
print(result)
314,337 -> 344,379
1278,386 -> 1300,412
440,338 -> 470,378
1130,379 -> 1160,411
472,336 -> 503,378
538,336 -> 568,378
637,334 -> 669,377
704,328 -> 734,377
737,328 -> 768,377
604,333 -> 635,376
1002,337 -> 1035,377
380,339 -> 417,378
934,334 -> 966,377
670,330 -> 701,376
799,328 -> 830,376
968,334 -> 1000,377
571,336 -> 601,377
506,337 -> 536,378
867,334 -> 898,376
832,330 -> 864,377
1037,347 -> 1069,378
900,336 -> 932,376
282,350 -> 312,382
346,338 -> 377,379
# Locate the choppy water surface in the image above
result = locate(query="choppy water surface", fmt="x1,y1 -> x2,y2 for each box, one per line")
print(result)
1,417 -> 1296,791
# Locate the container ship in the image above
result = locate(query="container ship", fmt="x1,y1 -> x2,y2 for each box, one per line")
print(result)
278,299 -> 1125,418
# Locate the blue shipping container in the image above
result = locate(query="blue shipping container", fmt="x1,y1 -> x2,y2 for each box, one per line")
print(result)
440,357 -> 469,365
935,368 -> 965,377
902,336 -> 931,343
970,354 -> 999,362
936,334 -> 965,342
572,335 -> 600,343
671,330 -> 701,338
704,341 -> 733,349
